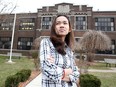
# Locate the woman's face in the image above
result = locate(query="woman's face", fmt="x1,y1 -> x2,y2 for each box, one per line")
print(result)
55,16 -> 70,36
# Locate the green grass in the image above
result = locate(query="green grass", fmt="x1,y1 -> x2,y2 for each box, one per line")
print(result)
89,72 -> 116,87
79,61 -> 116,87
88,62 -> 113,70
0,56 -> 35,87
88,62 -> 116,87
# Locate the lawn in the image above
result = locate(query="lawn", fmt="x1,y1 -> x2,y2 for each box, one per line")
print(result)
89,72 -> 116,87
88,62 -> 112,70
78,61 -> 116,87
88,62 -> 116,87
0,56 -> 35,87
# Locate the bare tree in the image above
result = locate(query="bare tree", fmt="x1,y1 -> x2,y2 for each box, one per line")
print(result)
32,37 -> 41,50
30,37 -> 42,71
0,0 -> 17,14
0,0 -> 17,23
77,30 -> 111,62
75,30 -> 111,73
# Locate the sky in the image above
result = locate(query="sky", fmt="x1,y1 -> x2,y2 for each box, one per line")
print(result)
7,0 -> 116,13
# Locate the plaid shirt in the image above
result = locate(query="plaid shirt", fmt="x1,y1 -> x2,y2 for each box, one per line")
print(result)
40,38 -> 80,87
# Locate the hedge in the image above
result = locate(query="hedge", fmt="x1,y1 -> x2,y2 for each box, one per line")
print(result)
5,69 -> 31,87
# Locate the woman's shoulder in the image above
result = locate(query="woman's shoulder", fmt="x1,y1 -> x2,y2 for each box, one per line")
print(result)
40,37 -> 51,44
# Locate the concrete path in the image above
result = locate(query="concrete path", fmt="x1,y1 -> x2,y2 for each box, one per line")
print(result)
25,73 -> 42,87
88,68 -> 116,73
24,73 -> 77,87
25,68 -> 116,87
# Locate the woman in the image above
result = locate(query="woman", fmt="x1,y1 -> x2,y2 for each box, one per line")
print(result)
40,15 -> 80,87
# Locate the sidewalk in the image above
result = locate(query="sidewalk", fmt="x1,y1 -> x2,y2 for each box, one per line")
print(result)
25,73 -> 42,87
88,68 -> 116,73
25,73 -> 77,87
25,68 -> 116,87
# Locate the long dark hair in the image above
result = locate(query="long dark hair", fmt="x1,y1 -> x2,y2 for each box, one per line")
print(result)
50,15 -> 74,55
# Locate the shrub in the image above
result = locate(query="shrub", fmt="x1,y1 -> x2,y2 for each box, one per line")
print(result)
16,69 -> 31,82
5,74 -> 21,87
5,69 -> 31,87
80,74 -> 101,87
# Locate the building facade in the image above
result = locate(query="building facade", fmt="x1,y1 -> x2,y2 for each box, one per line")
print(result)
0,3 -> 116,55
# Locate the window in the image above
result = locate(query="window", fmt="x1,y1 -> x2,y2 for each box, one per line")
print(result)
111,40 -> 115,54
75,37 -> 80,42
95,17 -> 115,31
19,18 -> 35,30
17,37 -> 33,50
41,17 -> 52,29
75,16 -> 86,30
0,19 -> 13,30
0,37 -> 11,49
96,40 -> 115,54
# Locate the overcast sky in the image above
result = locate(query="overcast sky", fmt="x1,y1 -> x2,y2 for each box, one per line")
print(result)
8,0 -> 116,13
